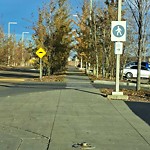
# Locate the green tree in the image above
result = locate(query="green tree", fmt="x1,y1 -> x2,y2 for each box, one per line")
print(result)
32,0 -> 72,75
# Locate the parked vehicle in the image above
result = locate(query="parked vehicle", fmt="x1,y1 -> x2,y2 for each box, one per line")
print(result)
123,65 -> 150,79
125,61 -> 150,70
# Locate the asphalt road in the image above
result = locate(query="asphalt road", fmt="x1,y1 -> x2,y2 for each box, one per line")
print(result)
0,82 -> 66,97
0,66 -> 149,150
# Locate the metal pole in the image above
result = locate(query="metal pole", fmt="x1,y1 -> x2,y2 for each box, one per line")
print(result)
7,23 -> 10,66
115,0 -> 122,92
21,32 -> 29,66
90,0 -> 92,19
118,0 -> 122,21
7,22 -> 17,66
40,58 -> 42,81
80,56 -> 83,69
8,23 -> 10,38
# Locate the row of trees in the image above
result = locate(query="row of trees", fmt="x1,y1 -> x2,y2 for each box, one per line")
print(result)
74,0 -> 118,79
0,0 -> 149,90
74,0 -> 149,90
0,26 -> 31,66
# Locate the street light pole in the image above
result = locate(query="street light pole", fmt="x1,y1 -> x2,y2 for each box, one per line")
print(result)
21,32 -> 29,66
7,22 -> 17,66
90,0 -> 92,20
22,32 -> 29,42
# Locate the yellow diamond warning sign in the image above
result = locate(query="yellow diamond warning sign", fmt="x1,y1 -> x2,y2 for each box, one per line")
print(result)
36,48 -> 46,58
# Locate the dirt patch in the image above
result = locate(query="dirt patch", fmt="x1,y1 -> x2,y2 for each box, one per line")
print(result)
100,88 -> 150,103
29,75 -> 65,82
0,65 -> 12,70
0,65 -> 65,82
89,75 -> 150,103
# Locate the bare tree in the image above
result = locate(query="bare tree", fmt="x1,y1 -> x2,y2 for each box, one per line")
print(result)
125,0 -> 150,90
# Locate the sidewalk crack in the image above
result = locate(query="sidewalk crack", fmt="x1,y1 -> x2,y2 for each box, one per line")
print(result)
0,124 -> 49,140
16,139 -> 23,150
46,90 -> 62,150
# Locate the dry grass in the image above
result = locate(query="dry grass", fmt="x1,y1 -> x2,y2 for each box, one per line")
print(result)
100,88 -> 150,103
31,74 -> 65,82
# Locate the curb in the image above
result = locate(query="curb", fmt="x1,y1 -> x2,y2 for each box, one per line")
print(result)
93,80 -> 150,88
0,78 -> 26,82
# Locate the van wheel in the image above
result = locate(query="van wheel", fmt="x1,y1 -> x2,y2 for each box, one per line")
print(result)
126,72 -> 133,79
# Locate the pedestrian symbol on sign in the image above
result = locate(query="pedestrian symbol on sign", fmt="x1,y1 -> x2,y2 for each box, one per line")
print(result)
116,26 -> 122,36
113,25 -> 125,37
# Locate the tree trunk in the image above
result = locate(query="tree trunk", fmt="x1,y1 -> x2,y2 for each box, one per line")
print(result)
136,0 -> 142,91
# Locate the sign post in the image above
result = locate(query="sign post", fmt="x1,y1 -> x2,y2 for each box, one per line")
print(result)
111,21 -> 126,94
39,58 -> 42,80
111,0 -> 126,95
36,48 -> 46,81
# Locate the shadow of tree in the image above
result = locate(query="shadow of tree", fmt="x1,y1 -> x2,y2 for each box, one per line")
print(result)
125,101 -> 150,125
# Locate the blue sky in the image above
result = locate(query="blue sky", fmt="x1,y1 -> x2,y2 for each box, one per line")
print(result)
0,0 -> 105,41
0,0 -> 53,40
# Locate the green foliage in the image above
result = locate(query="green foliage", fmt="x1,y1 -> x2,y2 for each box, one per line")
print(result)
32,0 -> 73,75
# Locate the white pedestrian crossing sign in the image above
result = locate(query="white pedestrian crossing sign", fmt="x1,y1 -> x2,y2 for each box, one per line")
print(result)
111,21 -> 126,41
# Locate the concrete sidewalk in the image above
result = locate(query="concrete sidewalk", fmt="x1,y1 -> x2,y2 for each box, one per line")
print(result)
0,66 -> 149,150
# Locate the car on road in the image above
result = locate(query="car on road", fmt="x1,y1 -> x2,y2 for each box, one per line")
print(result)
123,65 -> 150,79
125,61 -> 150,70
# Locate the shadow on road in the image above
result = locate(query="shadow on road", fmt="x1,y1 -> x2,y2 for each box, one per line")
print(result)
92,84 -> 150,126
4,67 -> 39,73
0,67 -> 39,79
125,101 -> 150,125
75,88 -> 103,96
66,76 -> 90,81
0,82 -> 67,97
0,72 -> 39,78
